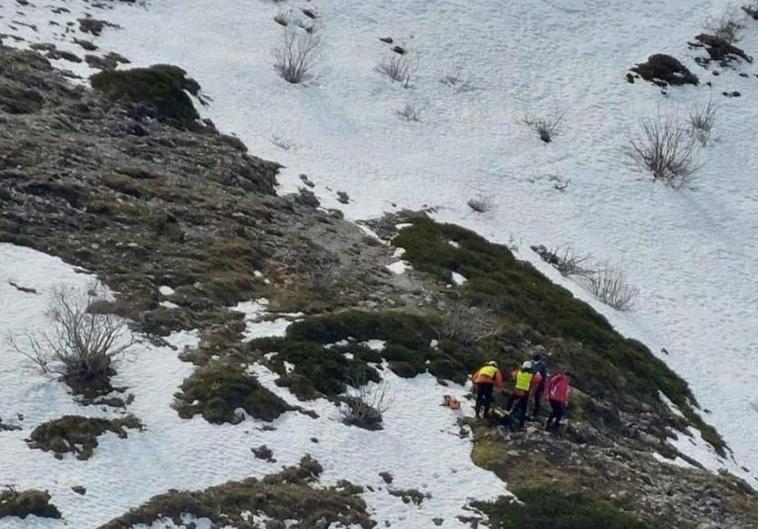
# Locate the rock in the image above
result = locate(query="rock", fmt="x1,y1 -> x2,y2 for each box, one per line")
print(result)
380,37 -> 394,44
337,191 -> 350,204
392,46 -> 406,55
71,486 -> 86,495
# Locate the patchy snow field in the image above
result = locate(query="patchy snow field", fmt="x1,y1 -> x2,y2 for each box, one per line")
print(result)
0,245 -> 504,528
2,0 -> 758,524
77,0 -> 758,483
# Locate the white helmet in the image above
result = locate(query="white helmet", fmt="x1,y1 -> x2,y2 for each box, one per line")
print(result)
521,360 -> 533,370
486,360 -> 497,367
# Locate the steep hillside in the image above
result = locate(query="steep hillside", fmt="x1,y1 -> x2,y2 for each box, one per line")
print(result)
0,43 -> 757,528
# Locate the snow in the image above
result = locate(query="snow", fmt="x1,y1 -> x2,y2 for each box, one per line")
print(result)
158,286 -> 175,297
451,272 -> 467,286
652,452 -> 697,470
386,261 -> 411,275
0,244 -> 504,528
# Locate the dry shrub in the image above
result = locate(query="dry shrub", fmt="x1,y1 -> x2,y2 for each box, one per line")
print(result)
396,103 -> 422,122
340,370 -> 392,430
8,283 -> 134,389
630,112 -> 700,188
440,304 -> 500,347
583,265 -> 639,311
705,6 -> 745,43
377,54 -> 414,88
273,27 -> 321,84
689,99 -> 716,146
467,195 -> 492,213
522,112 -> 564,143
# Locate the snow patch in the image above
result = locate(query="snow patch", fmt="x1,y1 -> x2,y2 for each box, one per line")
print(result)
451,271 -> 467,285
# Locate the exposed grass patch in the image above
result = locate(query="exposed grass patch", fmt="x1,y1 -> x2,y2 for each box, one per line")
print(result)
28,415 -> 143,460
391,215 -> 725,453
175,362 -> 292,424
91,65 -> 202,129
0,489 -> 61,520
97,456 -> 374,529
476,486 -> 653,529
247,310 -> 484,400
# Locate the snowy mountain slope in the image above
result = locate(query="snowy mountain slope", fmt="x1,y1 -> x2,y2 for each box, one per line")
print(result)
53,0 -> 757,483
1,0 -> 758,525
0,244 -> 505,528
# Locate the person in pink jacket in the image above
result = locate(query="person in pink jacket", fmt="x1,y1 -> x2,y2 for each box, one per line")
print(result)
545,371 -> 571,432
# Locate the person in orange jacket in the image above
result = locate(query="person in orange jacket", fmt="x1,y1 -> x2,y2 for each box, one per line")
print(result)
471,361 -> 504,419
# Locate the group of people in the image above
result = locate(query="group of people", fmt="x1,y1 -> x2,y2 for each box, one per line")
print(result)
471,353 -> 571,432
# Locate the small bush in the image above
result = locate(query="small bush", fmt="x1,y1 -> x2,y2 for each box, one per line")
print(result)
705,6 -> 744,44
440,304 -> 500,347
629,112 -> 700,188
396,103 -> 422,122
522,112 -> 564,143
0,488 -> 61,520
340,370 -> 392,430
583,265 -> 639,311
689,99 -> 716,146
273,27 -> 321,84
531,244 -> 594,277
28,415 -> 142,460
377,54 -> 414,87
8,283 -> 134,397
175,362 -> 292,423
467,196 -> 492,213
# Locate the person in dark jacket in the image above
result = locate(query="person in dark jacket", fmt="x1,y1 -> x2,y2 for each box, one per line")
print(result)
530,352 -> 548,419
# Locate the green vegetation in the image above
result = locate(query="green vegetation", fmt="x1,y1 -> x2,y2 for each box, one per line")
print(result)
175,362 -> 292,423
248,310 -> 484,400
0,489 -> 61,520
28,415 -> 143,460
476,487 -> 652,529
90,65 -> 202,128
97,456 -> 374,529
392,215 -> 725,453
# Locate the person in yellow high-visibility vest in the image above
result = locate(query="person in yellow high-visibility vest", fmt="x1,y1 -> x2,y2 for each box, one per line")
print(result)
505,361 -> 534,429
471,361 -> 504,419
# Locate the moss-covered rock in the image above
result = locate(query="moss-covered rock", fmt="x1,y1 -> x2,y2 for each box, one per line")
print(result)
91,64 -> 202,128
0,489 -> 61,520
630,54 -> 699,87
28,415 -> 143,460
175,362 -> 292,423
97,456 -> 374,529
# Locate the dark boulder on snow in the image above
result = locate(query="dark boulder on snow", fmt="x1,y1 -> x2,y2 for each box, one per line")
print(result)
630,54 -> 699,87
